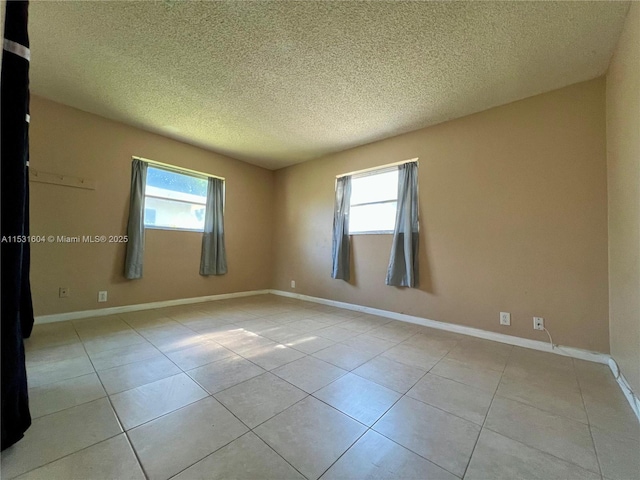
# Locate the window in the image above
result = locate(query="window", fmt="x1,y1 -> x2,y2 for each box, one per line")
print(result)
144,166 -> 208,231
349,168 -> 398,234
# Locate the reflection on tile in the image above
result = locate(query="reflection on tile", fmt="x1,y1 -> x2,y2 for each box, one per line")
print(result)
173,432 -> 304,480
165,341 -> 234,371
485,396 -> 599,473
272,356 -> 347,394
321,430 -> 458,480
373,396 -> 480,477
24,322 -> 80,351
313,343 -> 377,371
466,429 -> 601,480
314,373 -> 400,426
82,330 -> 147,355
242,344 -> 306,371
110,373 -> 207,430
129,397 -> 247,480
88,341 -> 162,371
283,334 -> 335,354
98,355 -> 181,394
254,397 -> 366,480
340,334 -> 396,356
27,354 -> 94,389
0,398 -> 121,478
315,326 -> 359,342
591,425 -> 640,480
286,318 -> 329,333
407,373 -> 493,425
16,434 -> 144,480
352,355 -> 426,394
187,355 -> 265,394
215,373 -> 307,428
29,373 -> 105,418
234,318 -> 281,335
26,342 -> 87,367
138,323 -> 204,353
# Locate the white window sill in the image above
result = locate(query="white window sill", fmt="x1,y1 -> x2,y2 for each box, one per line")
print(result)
144,226 -> 203,233
350,231 -> 394,236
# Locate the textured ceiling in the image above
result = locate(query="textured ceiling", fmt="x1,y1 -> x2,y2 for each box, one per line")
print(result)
29,1 -> 629,170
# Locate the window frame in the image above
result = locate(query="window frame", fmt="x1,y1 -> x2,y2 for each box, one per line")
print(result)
348,166 -> 399,236
138,158 -> 223,233
336,157 -> 419,235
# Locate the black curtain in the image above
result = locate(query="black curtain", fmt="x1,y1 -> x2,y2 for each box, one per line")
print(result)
1,0 -> 34,451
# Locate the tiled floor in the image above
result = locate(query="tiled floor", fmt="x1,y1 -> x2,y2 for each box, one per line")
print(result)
2,294 -> 638,480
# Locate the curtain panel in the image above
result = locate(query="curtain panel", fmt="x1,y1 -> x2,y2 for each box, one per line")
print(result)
124,159 -> 148,279
200,177 -> 227,276
1,0 -> 34,450
385,162 -> 419,287
331,175 -> 352,280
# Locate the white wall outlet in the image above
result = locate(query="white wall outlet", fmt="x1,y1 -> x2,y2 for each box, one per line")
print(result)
59,287 -> 70,298
500,312 -> 511,326
533,317 -> 544,330
291,280 -> 296,289
98,291 -> 108,303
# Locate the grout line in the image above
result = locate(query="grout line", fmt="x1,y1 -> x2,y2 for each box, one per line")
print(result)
574,358 -> 605,478
71,322 -> 151,480
367,427 -> 463,479
479,425 -> 604,477
182,366 -> 312,479
26,296 -> 617,480
27,372 -> 107,420
312,333 -> 466,478
5,431 -> 126,479
460,344 -> 513,478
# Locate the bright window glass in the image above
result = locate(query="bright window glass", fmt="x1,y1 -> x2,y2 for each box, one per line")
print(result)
349,169 -> 398,234
144,166 -> 208,231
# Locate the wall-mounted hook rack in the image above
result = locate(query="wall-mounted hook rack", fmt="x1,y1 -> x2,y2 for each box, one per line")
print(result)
29,168 -> 95,191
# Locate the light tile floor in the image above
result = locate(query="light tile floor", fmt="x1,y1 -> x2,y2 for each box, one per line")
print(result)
2,294 -> 638,480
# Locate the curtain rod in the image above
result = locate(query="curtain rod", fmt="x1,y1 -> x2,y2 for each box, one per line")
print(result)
336,158 -> 418,178
133,156 -> 225,181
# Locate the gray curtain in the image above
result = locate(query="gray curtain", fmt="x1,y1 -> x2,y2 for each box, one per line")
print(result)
200,177 -> 227,276
386,162 -> 419,287
124,159 -> 148,279
331,176 -> 351,280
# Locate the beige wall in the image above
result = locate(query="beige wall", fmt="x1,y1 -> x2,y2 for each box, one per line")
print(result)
606,3 -> 640,394
273,78 -> 610,353
29,96 -> 274,315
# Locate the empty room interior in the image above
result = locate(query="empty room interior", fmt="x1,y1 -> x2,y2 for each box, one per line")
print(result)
1,1 -> 639,480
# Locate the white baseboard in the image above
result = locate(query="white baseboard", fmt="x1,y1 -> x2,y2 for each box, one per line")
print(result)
268,289 -> 610,365
608,358 -> 640,423
34,290 -> 271,324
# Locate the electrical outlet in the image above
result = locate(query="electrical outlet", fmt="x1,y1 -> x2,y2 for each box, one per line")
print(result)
291,280 -> 296,289
58,287 -> 70,298
500,312 -> 511,326
533,317 -> 544,330
98,291 -> 108,303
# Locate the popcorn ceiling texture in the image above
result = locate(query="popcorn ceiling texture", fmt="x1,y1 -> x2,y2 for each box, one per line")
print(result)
29,1 -> 629,170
